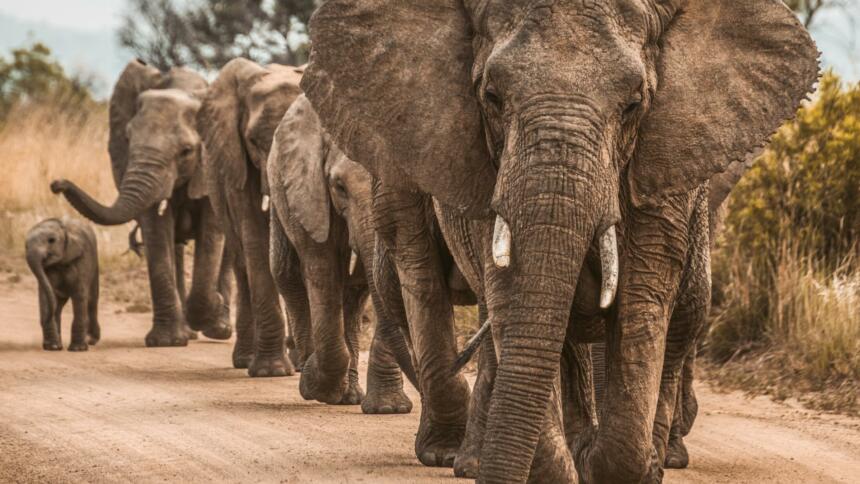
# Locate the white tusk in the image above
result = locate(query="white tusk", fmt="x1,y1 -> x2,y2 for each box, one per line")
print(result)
492,215 -> 512,268
261,195 -> 270,212
158,199 -> 169,216
349,251 -> 358,276
599,226 -> 619,309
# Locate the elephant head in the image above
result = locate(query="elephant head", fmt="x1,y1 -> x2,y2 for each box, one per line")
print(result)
303,0 -> 818,481
269,94 -> 374,256
25,218 -> 87,327
197,58 -> 303,200
51,60 -> 208,225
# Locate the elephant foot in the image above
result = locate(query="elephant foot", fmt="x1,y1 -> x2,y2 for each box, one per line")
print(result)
664,435 -> 689,469
42,339 -> 63,351
336,381 -> 365,406
248,354 -> 294,378
361,385 -> 412,414
299,353 -> 349,404
201,319 -> 233,341
287,345 -> 306,373
232,347 -> 254,369
86,333 -> 100,346
184,326 -> 199,341
145,325 -> 189,347
415,410 -> 465,468
453,445 -> 480,478
67,341 -> 89,352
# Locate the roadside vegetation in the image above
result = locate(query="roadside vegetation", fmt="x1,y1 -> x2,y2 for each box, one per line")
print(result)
0,44 -> 149,310
707,72 -> 860,415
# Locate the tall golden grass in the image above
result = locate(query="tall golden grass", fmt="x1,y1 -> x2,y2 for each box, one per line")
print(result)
0,103 -> 134,261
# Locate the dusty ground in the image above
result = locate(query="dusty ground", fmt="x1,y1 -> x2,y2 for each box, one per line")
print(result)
1,278 -> 858,483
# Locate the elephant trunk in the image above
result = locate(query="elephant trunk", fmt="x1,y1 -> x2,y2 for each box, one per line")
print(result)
54,160 -> 168,226
27,249 -> 56,328
480,140 -> 608,483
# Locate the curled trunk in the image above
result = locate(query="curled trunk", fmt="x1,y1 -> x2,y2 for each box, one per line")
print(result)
57,165 -> 166,226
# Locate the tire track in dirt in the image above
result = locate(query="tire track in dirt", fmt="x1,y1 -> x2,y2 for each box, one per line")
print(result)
1,280 -> 858,483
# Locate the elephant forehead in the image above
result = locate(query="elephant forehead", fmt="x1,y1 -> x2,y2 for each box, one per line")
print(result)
469,0 -> 653,43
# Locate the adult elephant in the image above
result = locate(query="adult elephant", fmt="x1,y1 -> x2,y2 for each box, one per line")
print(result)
197,58 -> 304,376
51,60 -> 232,347
302,1 -> 818,483
267,94 -> 419,408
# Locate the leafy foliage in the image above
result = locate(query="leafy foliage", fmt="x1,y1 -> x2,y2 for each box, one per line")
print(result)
722,72 -> 860,273
708,72 -> 860,409
119,0 -> 317,71
0,43 -> 96,119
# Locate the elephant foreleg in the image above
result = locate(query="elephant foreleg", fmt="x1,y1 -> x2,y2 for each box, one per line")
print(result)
375,188 -> 469,468
186,202 -> 231,340
340,282 -> 369,405
454,303 -> 496,479
174,243 -> 197,340
231,255 -> 255,369
270,208 -> 313,370
654,195 -> 711,469
139,209 -> 187,347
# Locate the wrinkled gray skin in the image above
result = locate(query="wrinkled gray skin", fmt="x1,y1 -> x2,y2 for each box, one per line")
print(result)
303,0 -> 818,482
197,59 -> 305,377
26,218 -> 100,352
52,60 -> 232,347
267,94 -> 418,408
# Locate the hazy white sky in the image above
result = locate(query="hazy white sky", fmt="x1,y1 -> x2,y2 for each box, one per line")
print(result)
0,0 -> 858,80
0,0 -> 125,31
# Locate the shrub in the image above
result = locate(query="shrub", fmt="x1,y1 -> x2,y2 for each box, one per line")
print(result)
708,72 -> 860,411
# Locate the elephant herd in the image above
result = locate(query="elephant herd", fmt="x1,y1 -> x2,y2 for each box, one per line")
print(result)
46,1 -> 818,482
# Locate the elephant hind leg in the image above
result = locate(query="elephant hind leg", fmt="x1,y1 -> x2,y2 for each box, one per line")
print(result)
87,277 -> 100,346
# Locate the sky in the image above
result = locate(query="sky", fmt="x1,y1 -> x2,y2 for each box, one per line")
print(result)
0,0 -> 858,92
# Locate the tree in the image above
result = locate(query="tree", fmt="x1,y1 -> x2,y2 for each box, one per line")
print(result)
785,0 -> 848,28
118,0 -> 317,71
0,43 -> 95,119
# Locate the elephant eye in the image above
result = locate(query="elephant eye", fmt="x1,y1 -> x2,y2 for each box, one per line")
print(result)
484,88 -> 503,111
180,146 -> 195,158
624,83 -> 644,116
47,237 -> 56,244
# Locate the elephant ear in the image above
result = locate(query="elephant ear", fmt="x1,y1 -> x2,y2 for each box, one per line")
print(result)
108,60 -> 162,187
198,58 -> 267,191
629,0 -> 819,207
302,0 -> 496,217
59,219 -> 86,263
270,95 -> 330,243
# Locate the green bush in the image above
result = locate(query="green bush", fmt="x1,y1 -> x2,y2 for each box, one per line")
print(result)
708,72 -> 860,410
0,43 -> 97,120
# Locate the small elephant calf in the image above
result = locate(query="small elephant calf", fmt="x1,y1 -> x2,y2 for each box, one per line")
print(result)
25,218 -> 100,351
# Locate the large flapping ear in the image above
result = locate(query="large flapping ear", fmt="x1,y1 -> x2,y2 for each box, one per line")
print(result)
302,0 -> 497,217
629,0 -> 819,207
198,58 -> 267,191
269,95 -> 331,243
108,60 -> 162,187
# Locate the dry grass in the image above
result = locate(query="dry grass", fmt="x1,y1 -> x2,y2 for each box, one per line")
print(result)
708,246 -> 860,415
0,102 -> 150,309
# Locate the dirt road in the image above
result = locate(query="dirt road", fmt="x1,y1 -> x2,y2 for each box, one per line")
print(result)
1,279 -> 858,483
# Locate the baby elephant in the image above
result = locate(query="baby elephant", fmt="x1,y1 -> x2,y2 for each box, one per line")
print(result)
25,218 -> 100,351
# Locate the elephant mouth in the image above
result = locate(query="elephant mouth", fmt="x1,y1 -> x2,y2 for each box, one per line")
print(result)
492,213 -> 618,308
